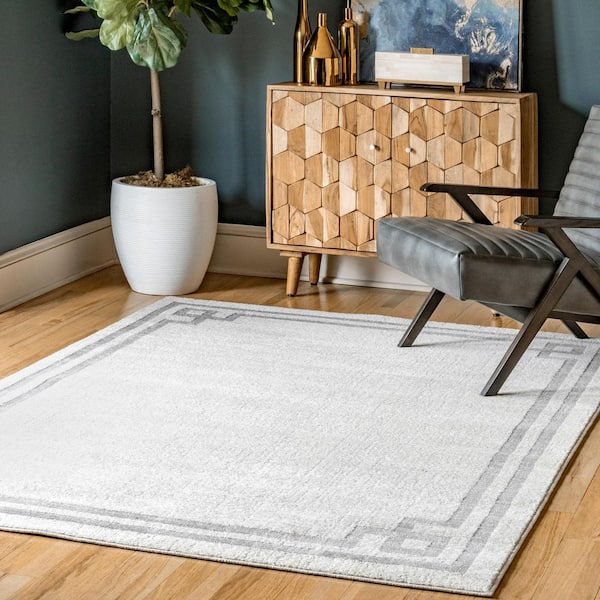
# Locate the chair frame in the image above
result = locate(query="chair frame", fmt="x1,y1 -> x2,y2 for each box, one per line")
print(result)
399,183 -> 600,396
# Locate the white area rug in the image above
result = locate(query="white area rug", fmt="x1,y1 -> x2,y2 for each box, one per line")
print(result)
1,298 -> 599,596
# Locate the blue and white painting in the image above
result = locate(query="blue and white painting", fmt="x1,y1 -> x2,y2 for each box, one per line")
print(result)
352,0 -> 522,90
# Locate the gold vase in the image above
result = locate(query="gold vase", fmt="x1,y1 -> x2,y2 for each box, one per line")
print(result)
338,5 -> 359,85
293,0 -> 311,83
302,13 -> 342,86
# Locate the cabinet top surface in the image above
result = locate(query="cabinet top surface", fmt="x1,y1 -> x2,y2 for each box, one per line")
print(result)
268,82 -> 537,102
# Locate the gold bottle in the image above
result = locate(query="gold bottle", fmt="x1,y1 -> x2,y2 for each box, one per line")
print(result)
293,0 -> 311,83
302,13 -> 342,86
338,3 -> 359,85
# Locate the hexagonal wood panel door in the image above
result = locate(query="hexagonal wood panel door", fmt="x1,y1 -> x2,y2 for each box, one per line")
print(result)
266,85 -> 537,292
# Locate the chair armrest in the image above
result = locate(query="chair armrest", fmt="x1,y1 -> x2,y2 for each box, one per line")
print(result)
518,215 -> 600,300
516,215 -> 600,229
420,183 -> 561,226
421,183 -> 560,199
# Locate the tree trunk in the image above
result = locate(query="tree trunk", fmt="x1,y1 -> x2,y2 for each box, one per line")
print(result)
150,69 -> 164,181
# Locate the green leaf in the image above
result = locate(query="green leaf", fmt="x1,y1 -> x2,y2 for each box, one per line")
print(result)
64,5 -> 93,15
65,28 -> 101,40
217,0 -> 273,21
191,1 -> 236,34
216,0 -> 238,17
127,7 -> 184,71
96,0 -> 139,49
99,15 -> 136,49
155,7 -> 188,48
261,0 -> 274,22
94,0 -> 138,22
239,0 -> 273,21
173,0 -> 192,17
244,0 -> 273,22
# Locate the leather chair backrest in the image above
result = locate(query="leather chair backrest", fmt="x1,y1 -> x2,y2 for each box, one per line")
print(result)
554,105 -> 600,259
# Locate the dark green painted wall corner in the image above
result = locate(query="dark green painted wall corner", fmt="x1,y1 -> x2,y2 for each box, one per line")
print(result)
0,2 -> 110,255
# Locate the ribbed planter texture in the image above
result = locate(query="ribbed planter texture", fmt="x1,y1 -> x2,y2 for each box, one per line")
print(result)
111,177 -> 218,295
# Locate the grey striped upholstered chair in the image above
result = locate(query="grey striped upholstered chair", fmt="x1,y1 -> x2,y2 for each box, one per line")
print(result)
377,105 -> 600,396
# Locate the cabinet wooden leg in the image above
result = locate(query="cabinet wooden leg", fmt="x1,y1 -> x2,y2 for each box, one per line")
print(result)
308,253 -> 322,285
282,252 -> 305,296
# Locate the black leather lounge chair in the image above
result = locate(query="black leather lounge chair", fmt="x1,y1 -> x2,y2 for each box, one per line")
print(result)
377,105 -> 600,396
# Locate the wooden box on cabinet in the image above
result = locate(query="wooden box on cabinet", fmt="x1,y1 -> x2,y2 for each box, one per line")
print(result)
266,83 -> 538,295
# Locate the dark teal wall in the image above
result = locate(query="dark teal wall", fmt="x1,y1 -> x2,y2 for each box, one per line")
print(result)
524,0 -> 589,211
0,2 -> 110,255
552,0 -> 600,117
2,1 -> 599,254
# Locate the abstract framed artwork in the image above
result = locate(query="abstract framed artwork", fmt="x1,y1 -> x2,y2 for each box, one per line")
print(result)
352,0 -> 523,90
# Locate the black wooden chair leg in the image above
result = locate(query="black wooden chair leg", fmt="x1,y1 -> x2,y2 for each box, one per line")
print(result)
482,258 -> 579,396
399,288 -> 445,348
562,320 -> 588,339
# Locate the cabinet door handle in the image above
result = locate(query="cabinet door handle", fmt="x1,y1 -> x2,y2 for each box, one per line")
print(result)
404,146 -> 413,154
369,144 -> 380,151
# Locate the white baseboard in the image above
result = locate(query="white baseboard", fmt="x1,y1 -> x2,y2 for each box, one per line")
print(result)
209,224 -> 289,279
0,218 -> 118,312
0,221 -> 426,312
209,224 -> 427,292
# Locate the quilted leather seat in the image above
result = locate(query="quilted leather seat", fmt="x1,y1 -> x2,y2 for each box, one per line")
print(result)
378,217 -> 600,314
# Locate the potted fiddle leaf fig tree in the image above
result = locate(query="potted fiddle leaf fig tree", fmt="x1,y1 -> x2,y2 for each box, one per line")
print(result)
66,0 -> 274,295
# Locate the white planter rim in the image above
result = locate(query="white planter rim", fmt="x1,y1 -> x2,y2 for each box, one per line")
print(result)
112,176 -> 216,189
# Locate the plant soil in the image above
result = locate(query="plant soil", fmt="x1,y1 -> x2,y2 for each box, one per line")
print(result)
121,166 -> 201,187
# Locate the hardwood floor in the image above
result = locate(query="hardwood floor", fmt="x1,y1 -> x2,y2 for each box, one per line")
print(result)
0,266 -> 598,600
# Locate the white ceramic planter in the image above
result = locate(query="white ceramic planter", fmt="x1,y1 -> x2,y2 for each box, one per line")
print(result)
111,177 -> 218,295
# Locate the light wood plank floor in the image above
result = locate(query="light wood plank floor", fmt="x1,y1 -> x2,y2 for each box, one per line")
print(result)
0,266 -> 599,600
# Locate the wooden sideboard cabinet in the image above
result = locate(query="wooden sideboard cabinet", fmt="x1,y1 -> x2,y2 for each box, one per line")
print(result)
266,83 -> 538,296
